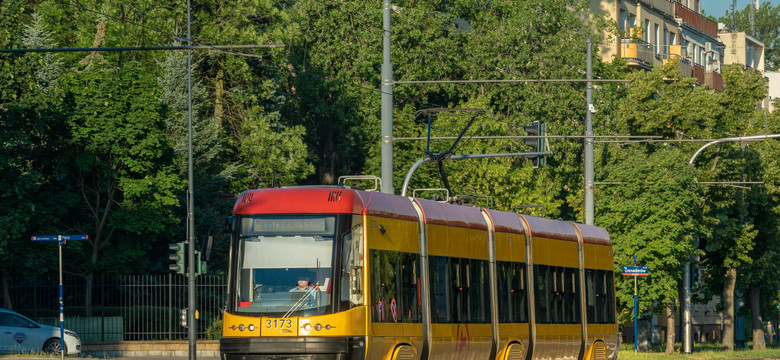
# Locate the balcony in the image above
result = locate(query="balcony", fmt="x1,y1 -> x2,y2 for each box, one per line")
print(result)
674,3 -> 718,37
620,39 -> 655,70
665,45 -> 693,77
704,72 -> 723,91
693,64 -> 706,85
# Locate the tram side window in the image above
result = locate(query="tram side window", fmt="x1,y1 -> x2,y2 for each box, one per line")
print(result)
341,218 -> 363,308
469,259 -> 490,323
534,265 -> 580,324
497,261 -> 528,323
369,250 -> 421,323
400,253 -> 421,322
430,256 -> 451,323
430,256 -> 490,324
551,267 -> 564,324
585,269 -> 615,324
565,267 -> 581,324
534,265 -> 550,323
586,269 -> 596,323
450,258 -> 465,322
597,270 -> 615,323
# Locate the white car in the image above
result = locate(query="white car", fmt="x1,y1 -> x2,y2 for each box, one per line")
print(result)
0,308 -> 81,355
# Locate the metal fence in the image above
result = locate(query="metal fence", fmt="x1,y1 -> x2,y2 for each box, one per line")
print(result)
4,274 -> 226,342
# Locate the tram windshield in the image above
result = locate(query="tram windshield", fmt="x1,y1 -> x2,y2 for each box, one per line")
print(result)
235,215 -> 336,316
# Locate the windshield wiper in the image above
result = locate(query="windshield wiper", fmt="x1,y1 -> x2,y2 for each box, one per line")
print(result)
282,287 -> 317,318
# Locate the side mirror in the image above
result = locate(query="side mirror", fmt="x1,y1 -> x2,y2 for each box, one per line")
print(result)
201,235 -> 213,262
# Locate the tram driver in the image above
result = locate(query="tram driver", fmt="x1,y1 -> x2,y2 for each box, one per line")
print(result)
290,276 -> 318,308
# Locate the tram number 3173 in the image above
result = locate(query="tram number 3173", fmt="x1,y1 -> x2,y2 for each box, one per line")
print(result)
265,319 -> 293,330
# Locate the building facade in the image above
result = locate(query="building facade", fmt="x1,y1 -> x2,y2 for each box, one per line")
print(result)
590,0 -> 724,90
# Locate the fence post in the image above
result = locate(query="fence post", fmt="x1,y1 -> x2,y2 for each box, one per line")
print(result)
168,272 -> 172,340
101,273 -> 105,342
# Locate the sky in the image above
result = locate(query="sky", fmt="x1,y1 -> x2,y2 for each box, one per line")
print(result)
702,0 -> 780,18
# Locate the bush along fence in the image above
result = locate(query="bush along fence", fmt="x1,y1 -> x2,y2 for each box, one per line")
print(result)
2,273 -> 227,342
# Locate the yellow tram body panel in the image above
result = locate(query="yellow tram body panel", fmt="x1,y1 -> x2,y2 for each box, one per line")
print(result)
366,215 -> 420,253
583,243 -> 614,270
496,323 -> 530,360
586,323 -> 620,360
366,323 -> 423,360
426,224 -> 489,260
531,237 -> 579,268
223,306 -> 368,338
535,324 -> 583,360
494,232 -> 526,263
429,323 -> 493,360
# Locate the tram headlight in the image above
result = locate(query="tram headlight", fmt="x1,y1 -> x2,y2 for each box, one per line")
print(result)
303,323 -> 312,331
238,324 -> 245,331
315,324 -> 323,331
248,324 -> 255,331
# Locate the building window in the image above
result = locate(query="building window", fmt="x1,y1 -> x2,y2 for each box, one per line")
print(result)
644,20 -> 650,43
654,24 -> 660,54
619,10 -> 627,31
663,28 -> 668,57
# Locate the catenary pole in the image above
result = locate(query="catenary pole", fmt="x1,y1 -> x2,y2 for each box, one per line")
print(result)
381,0 -> 394,194
584,38 -> 594,225
187,0 -> 197,358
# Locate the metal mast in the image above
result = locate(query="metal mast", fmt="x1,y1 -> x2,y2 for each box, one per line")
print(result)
381,0 -> 394,194
186,0 -> 197,358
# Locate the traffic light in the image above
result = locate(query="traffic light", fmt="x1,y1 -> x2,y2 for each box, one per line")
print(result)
195,250 -> 208,276
523,121 -> 547,168
169,242 -> 185,274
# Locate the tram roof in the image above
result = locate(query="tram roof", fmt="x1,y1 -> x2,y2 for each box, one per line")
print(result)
232,188 -> 610,245
413,198 -> 488,231
233,187 -> 367,215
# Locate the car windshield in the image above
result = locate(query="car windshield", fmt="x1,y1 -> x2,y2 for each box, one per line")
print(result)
235,215 -> 335,316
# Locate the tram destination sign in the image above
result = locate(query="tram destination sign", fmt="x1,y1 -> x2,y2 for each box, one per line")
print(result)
622,266 -> 649,277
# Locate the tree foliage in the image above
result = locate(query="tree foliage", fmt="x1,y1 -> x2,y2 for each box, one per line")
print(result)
595,62 -> 708,323
1,0 -> 780,346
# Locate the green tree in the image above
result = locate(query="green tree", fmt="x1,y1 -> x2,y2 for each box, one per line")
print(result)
695,64 -> 768,351
596,61 -> 710,354
728,108 -> 780,350
0,4 -> 69,309
61,60 -> 183,315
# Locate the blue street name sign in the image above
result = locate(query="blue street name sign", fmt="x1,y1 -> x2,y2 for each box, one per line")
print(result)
622,266 -> 649,276
32,235 -> 88,241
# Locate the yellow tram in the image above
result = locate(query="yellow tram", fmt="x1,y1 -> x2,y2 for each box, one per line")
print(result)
220,187 -> 618,360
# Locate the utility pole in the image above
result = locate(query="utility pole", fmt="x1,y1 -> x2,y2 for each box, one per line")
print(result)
584,38 -> 595,225
186,0 -> 197,358
381,0 -> 394,194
